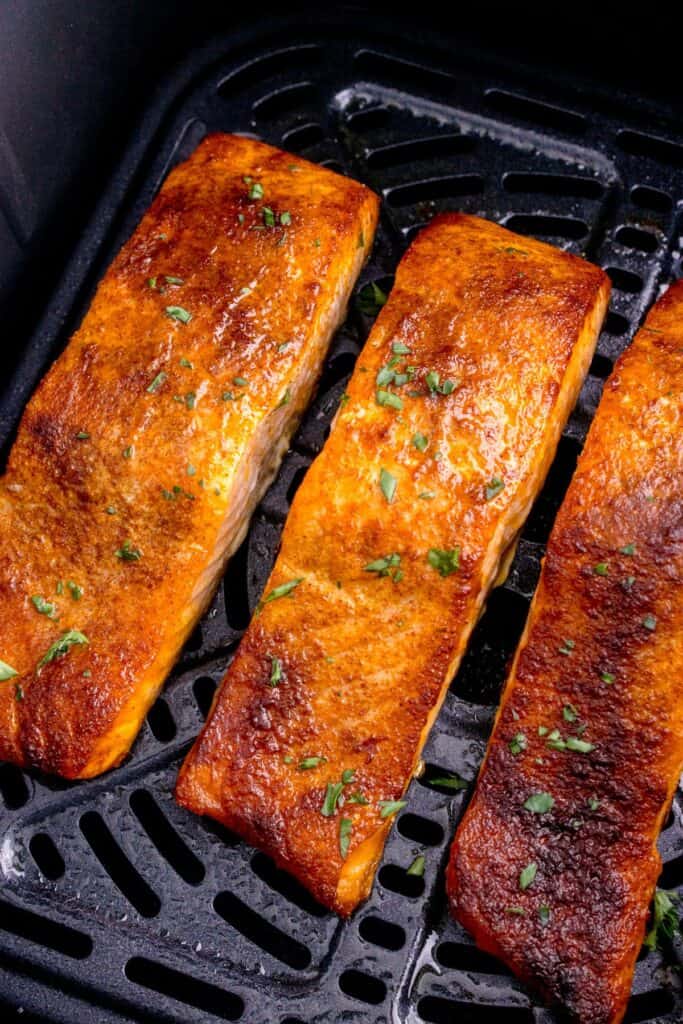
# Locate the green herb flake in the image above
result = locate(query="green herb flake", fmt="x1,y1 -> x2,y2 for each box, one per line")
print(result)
14,682 -> 24,701
519,862 -> 537,890
418,491 -> 435,500
643,889 -> 679,951
427,547 -> 460,577
164,275 -> 184,286
233,376 -> 248,388
31,595 -> 57,618
184,391 -> 196,410
642,613 -> 657,631
509,732 -> 527,756
524,792 -> 554,814
75,430 -> 90,440
56,580 -> 64,594
261,578 -> 304,607
407,854 -> 425,877
262,206 -> 276,228
298,756 -> 327,771
357,230 -> 365,249
364,553 -> 401,581
165,305 -> 192,324
427,771 -> 468,791
237,213 -> 245,225
269,655 -> 283,687
122,446 -> 134,459
426,370 -> 458,396
348,792 -> 369,805
277,387 -> 291,409
588,795 -> 600,811
0,660 -> 19,682
566,736 -> 594,753
378,799 -> 407,819
38,629 -> 88,670
558,638 -> 575,656
538,725 -> 548,736
593,562 -> 609,576
412,432 -> 429,452
67,581 -> 83,601
619,543 -> 636,555
280,211 -> 292,226
600,671 -> 615,684
115,540 -> 142,562
248,181 -> 264,200
622,575 -> 636,591
379,468 -> 397,503
506,906 -> 526,916
376,389 -> 403,411
562,703 -> 578,723
321,782 -> 344,817
147,277 -> 157,290
339,817 -> 352,859
179,357 -> 193,368
485,477 -> 505,501
539,904 -> 551,925
147,371 -> 167,394
357,281 -> 388,317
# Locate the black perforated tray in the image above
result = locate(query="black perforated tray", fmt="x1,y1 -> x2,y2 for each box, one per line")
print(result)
0,17 -> 681,1024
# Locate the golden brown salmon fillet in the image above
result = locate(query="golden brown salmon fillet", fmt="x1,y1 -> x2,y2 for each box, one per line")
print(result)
0,133 -> 379,779
447,280 -> 683,1024
176,213 -> 610,915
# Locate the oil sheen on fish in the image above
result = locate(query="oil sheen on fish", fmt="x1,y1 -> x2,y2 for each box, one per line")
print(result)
176,213 -> 610,914
447,280 -> 683,1024
0,133 -> 379,779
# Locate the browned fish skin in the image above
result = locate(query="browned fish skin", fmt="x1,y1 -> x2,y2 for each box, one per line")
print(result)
176,213 -> 610,915
0,133 -> 379,779
447,280 -> 683,1024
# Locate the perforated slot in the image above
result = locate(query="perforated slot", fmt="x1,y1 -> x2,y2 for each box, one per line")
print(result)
29,832 -> 65,880
354,49 -> 454,90
359,915 -> 406,951
213,891 -> 312,970
282,122 -> 325,150
0,899 -> 92,959
338,969 -> 387,1005
129,790 -> 205,885
590,352 -> 614,379
386,175 -> 484,207
615,226 -> 658,254
503,172 -> 603,199
604,310 -> 630,336
623,990 -> 676,1023
216,45 -> 320,98
367,135 -> 475,169
618,130 -> 683,167
250,852 -> 328,917
606,266 -> 644,294
418,996 -> 533,1023
397,813 -> 445,847
146,697 -> 176,743
485,89 -> 585,134
253,83 -> 316,121
436,941 -> 511,975
79,812 -> 161,918
630,184 -> 672,212
193,675 -> 218,719
125,957 -> 244,1020
379,863 -> 426,898
503,214 -> 588,241
0,764 -> 30,809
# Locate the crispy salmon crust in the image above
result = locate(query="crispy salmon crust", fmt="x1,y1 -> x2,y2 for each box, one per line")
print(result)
447,280 -> 683,1024
0,133 -> 379,779
176,213 -> 610,914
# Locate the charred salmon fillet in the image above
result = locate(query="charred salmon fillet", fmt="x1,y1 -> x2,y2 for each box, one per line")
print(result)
447,280 -> 683,1023
0,133 -> 379,779
176,213 -> 610,915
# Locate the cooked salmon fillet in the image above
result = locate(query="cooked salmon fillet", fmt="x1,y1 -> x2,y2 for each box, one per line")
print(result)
447,280 -> 683,1023
0,133 -> 379,779
176,213 -> 610,914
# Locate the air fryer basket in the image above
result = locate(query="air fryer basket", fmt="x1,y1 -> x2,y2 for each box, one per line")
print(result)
0,19 -> 681,1024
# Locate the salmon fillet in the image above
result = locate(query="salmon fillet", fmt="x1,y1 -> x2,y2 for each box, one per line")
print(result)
0,133 -> 379,779
447,280 -> 683,1023
176,213 -> 610,915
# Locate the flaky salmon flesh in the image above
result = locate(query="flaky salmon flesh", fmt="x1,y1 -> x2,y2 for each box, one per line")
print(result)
0,133 -> 379,778
176,213 -> 610,915
448,280 -> 683,1024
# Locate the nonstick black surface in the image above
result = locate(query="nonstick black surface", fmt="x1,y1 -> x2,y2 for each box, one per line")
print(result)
0,20 -> 681,1024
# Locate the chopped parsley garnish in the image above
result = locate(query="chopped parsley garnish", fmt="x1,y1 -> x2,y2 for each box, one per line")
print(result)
165,306 -> 192,324
261,578 -> 304,606
233,377 -> 248,388
56,581 -> 64,594
31,595 -> 57,618
341,769 -> 355,785
427,771 -> 468,791
485,477 -> 505,501
412,432 -> 429,452
418,491 -> 435,500
426,370 -> 457,395
587,795 -> 600,811
339,817 -> 352,859
75,431 -> 90,440
643,889 -> 679,951
427,547 -> 460,577
115,540 -> 142,562
500,245 -> 529,255
379,468 -> 397,503
539,904 -> 551,925
565,736 -> 594,753
619,543 -> 636,556
348,792 -> 369,805
148,277 -> 157,289
364,553 -> 402,581
222,391 -> 235,401
558,638 -> 575,655
14,683 -> 24,701
562,703 -> 578,723
0,660 -> 18,682
506,906 -> 526,916
622,575 -> 636,590
407,854 -> 425,877
298,756 -> 327,771
280,211 -> 292,226
186,464 -> 196,476
642,613 -> 657,631
593,562 -> 609,576
38,629 -> 88,669
392,342 -> 410,355
357,281 -> 388,316
376,389 -> 403,410
248,181 -> 264,200
600,671 -> 615,684
262,207 -> 276,228
509,732 -> 527,756
378,799 -> 407,819
179,357 -> 193,368
147,371 -> 167,393
519,862 -> 537,890
67,581 -> 83,601
277,387 -> 291,409
122,446 -> 134,459
357,230 -> 365,249
523,792 -> 554,814
184,391 -> 196,409
322,782 -> 344,817
269,655 -> 283,687
165,275 -> 184,286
